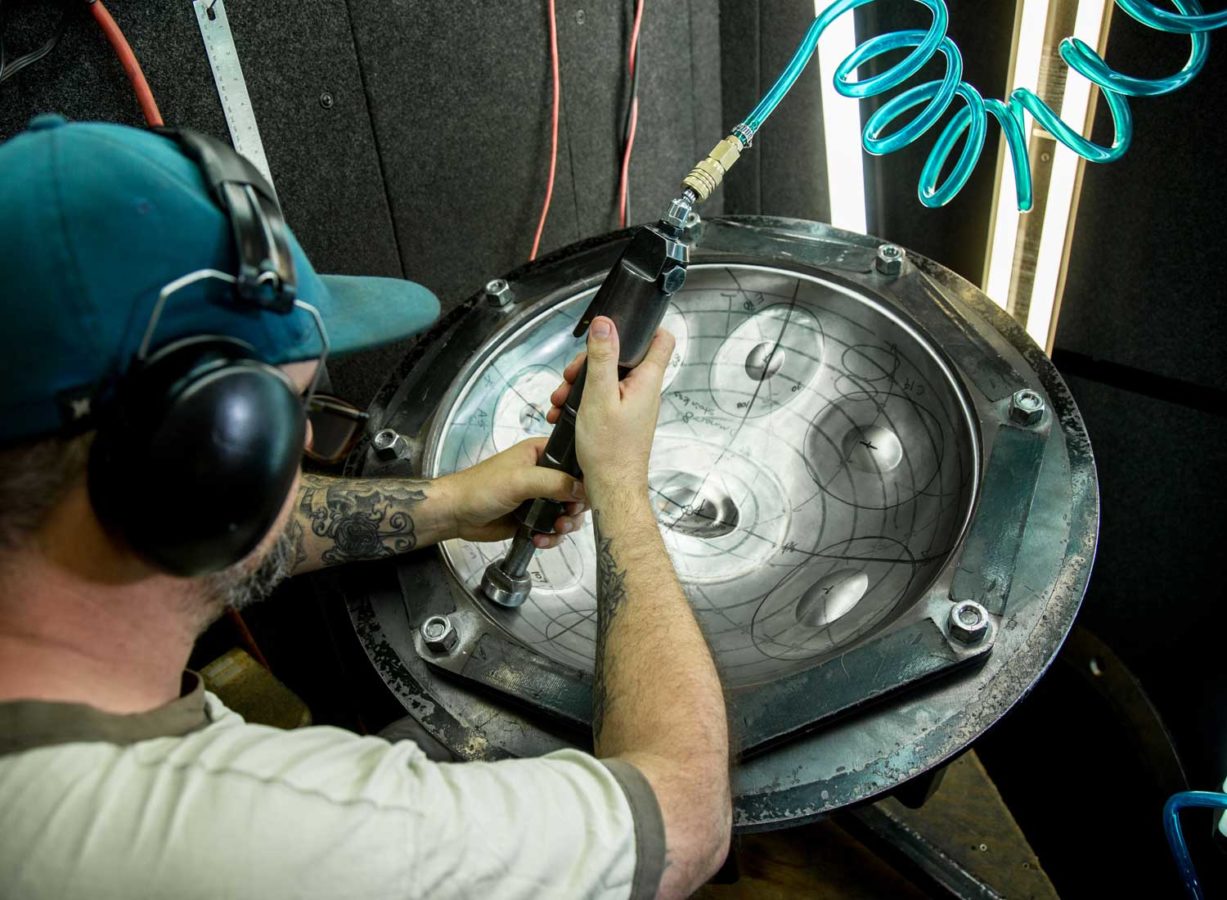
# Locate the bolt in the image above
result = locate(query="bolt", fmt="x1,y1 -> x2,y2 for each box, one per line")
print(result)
485,279 -> 515,308
662,265 -> 687,294
372,428 -> 412,461
420,615 -> 459,654
319,91 -> 334,110
1009,389 -> 1045,426
948,600 -> 990,645
575,8 -> 585,24
875,244 -> 905,277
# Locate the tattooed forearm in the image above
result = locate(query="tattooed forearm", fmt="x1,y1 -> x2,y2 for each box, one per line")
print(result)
292,474 -> 430,573
284,516 -> 308,573
592,510 -> 629,740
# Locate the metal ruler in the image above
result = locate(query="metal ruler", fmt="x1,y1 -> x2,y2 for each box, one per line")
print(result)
192,0 -> 276,194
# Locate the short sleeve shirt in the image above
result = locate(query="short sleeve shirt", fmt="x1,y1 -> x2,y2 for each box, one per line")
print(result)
0,675 -> 665,899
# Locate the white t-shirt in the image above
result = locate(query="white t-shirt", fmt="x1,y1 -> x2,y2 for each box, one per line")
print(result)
0,674 -> 665,899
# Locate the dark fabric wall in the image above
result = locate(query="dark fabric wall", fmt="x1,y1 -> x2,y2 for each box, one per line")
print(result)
856,0 -> 1018,283
0,0 -> 1002,402
1053,10 -> 1227,791
0,0 -> 723,404
718,0 -> 831,222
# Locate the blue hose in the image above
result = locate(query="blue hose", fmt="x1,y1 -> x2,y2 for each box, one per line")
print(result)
736,0 -> 1223,210
1164,791 -> 1227,900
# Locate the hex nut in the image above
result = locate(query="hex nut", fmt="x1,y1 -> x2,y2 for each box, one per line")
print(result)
420,615 -> 458,654
662,265 -> 687,294
948,600 -> 990,645
372,429 -> 411,461
1010,389 -> 1045,426
485,279 -> 515,308
875,244 -> 905,277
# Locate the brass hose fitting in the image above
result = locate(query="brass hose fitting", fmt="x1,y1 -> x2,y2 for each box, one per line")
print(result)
682,136 -> 743,204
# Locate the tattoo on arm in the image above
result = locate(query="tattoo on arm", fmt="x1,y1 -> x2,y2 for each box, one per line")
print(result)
592,511 -> 629,741
297,474 -> 429,567
285,516 -> 308,572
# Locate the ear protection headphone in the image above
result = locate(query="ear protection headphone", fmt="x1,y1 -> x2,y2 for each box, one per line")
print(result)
88,128 -> 313,577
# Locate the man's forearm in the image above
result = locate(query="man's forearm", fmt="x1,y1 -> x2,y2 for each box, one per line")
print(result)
290,474 -> 458,575
592,494 -> 728,759
591,491 -> 731,893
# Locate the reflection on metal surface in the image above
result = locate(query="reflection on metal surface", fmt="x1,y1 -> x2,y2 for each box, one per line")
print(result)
711,304 -> 824,420
492,366 -> 557,452
796,569 -> 869,627
429,265 -> 978,688
746,342 -> 787,381
842,425 -> 904,474
651,470 -> 740,538
350,218 -> 1096,832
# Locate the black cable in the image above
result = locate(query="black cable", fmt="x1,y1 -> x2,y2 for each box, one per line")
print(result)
618,0 -> 642,225
0,0 -> 72,87
618,2 -> 640,152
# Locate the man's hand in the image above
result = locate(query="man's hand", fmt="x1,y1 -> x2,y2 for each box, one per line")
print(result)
289,442 -> 587,576
438,439 -> 588,549
547,316 -> 676,507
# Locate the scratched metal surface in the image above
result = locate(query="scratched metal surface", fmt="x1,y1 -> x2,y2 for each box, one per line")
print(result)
345,218 -> 1098,829
430,265 -> 978,688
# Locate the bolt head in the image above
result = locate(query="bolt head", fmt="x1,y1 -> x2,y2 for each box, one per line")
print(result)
948,601 -> 990,645
373,429 -> 411,461
662,266 -> 687,295
319,92 -> 334,109
485,279 -> 515,308
875,244 -> 905,276
1009,389 -> 1045,426
420,615 -> 459,653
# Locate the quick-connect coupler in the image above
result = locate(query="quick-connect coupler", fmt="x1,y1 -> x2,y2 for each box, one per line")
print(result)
682,135 -> 744,204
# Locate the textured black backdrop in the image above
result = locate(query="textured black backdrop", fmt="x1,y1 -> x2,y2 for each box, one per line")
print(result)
1052,8 -> 1227,793
0,0 -> 729,403
0,0 -> 1024,405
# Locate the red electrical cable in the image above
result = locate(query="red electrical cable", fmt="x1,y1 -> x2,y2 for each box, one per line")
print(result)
529,0 -> 561,261
617,0 -> 645,228
617,101 -> 639,228
89,0 -> 163,126
225,608 -> 273,670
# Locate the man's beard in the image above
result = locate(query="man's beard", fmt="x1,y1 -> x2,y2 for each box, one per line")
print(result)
196,526 -> 297,625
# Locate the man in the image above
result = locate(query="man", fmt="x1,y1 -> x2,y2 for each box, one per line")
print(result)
0,117 -> 730,899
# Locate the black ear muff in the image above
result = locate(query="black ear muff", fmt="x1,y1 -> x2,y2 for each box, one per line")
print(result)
89,336 -> 305,576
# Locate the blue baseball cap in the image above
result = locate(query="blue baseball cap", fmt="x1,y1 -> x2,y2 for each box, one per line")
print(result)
0,115 -> 440,446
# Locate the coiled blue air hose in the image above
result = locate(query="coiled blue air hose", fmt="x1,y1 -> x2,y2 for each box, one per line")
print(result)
735,0 -> 1224,210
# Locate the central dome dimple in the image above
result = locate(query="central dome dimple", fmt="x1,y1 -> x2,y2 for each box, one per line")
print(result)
745,342 -> 786,381
795,570 -> 870,627
841,424 -> 903,473
651,471 -> 740,539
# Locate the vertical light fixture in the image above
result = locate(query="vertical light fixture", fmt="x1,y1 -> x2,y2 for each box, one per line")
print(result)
984,0 -> 1114,352
984,0 -> 1051,310
1029,0 -> 1110,350
816,0 -> 868,234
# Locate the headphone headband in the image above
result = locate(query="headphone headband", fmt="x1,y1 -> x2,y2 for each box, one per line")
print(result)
153,126 -> 297,313
88,128 -> 312,576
